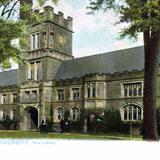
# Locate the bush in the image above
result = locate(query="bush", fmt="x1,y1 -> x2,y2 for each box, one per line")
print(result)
104,109 -> 122,133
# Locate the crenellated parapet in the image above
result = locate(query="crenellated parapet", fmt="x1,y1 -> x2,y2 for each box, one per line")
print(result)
34,6 -> 73,31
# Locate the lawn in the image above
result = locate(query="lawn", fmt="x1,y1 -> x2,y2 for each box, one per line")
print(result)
0,130 -> 142,140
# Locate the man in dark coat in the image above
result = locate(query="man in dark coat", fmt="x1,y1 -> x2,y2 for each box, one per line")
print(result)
60,119 -> 65,134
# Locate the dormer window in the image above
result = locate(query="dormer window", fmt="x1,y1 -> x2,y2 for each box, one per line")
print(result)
31,33 -> 40,50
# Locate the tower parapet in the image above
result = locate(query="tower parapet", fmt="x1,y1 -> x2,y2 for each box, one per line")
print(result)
34,6 -> 73,32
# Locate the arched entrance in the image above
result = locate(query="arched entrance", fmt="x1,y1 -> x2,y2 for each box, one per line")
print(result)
24,107 -> 38,130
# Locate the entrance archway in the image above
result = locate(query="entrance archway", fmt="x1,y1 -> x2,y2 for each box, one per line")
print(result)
24,107 -> 38,130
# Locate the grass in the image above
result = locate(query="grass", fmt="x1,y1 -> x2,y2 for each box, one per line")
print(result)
0,130 -> 142,140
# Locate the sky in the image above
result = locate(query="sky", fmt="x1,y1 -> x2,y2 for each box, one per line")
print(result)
36,0 -> 143,58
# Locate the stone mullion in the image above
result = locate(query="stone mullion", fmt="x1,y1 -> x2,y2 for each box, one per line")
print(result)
127,108 -> 129,121
136,107 -> 138,120
131,106 -> 133,121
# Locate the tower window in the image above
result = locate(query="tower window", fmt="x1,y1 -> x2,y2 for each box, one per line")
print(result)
86,83 -> 96,98
31,33 -> 40,50
30,62 -> 34,80
28,61 -> 42,81
36,61 -> 42,81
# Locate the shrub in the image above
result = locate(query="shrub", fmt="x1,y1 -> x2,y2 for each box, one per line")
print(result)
104,109 -> 122,133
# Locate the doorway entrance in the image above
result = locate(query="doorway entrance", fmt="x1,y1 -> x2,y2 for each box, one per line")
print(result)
24,107 -> 38,130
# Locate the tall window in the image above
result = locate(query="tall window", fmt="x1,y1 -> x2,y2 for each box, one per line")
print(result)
2,109 -> 7,120
30,62 -> 34,80
70,107 -> 80,121
87,83 -> 96,98
36,61 -> 42,81
87,84 -> 90,98
12,109 -> 17,121
123,82 -> 143,97
55,107 -> 64,121
72,88 -> 80,100
57,89 -> 64,101
121,104 -> 143,121
1,94 -> 7,104
12,93 -> 18,103
31,33 -> 40,50
28,61 -> 42,81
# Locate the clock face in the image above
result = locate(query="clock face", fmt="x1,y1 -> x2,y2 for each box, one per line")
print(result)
58,36 -> 66,46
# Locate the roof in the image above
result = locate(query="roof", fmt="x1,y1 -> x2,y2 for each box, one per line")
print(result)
0,69 -> 18,87
54,46 -> 145,80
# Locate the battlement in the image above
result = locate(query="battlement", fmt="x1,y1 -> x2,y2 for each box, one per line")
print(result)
33,6 -> 73,31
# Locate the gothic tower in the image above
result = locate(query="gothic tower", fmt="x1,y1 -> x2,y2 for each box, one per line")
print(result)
19,6 -> 73,83
18,6 -> 73,130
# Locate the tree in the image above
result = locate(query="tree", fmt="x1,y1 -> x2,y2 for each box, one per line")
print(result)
88,0 -> 160,140
0,0 -> 57,68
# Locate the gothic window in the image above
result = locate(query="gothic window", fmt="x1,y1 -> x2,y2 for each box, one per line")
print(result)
31,33 -> 40,50
55,107 -> 64,120
57,89 -> 64,101
121,104 -> 143,121
72,88 -> 80,100
123,82 -> 143,97
87,83 -> 96,98
12,109 -> 17,121
1,94 -> 7,104
70,107 -> 80,121
2,109 -> 7,120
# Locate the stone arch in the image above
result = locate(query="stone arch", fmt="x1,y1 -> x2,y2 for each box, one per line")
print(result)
24,106 -> 38,130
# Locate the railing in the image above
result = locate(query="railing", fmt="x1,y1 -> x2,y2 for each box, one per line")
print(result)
20,96 -> 39,103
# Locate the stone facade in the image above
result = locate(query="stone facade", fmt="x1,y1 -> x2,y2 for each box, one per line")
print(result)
0,6 -> 156,131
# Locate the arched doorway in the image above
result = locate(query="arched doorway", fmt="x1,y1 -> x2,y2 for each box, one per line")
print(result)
24,107 -> 38,130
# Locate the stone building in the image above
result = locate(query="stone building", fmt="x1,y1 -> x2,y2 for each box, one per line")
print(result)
0,6 -> 153,131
